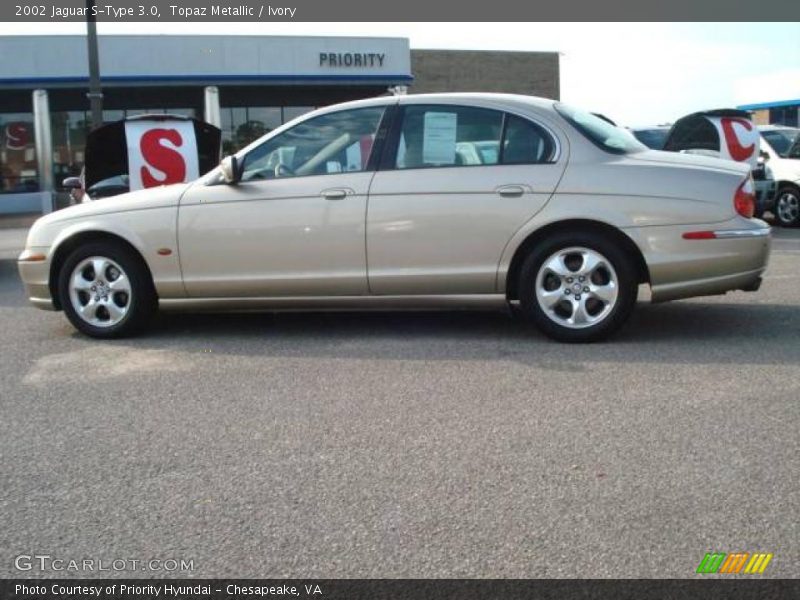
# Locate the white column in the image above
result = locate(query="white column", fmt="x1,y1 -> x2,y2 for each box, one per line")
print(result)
32,89 -> 54,213
203,86 -> 222,128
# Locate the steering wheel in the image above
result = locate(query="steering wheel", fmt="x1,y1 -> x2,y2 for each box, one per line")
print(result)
275,163 -> 295,178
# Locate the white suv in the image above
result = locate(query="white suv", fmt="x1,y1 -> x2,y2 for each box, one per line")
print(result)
759,125 -> 800,227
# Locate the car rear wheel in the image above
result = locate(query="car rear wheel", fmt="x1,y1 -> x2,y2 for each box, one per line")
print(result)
775,185 -> 800,227
58,241 -> 156,338
518,232 -> 637,342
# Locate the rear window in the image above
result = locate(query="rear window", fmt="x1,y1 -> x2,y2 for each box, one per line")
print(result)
663,117 -> 719,154
554,103 -> 646,154
631,128 -> 669,150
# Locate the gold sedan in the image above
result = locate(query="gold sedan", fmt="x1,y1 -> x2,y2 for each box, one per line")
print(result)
18,94 -> 771,342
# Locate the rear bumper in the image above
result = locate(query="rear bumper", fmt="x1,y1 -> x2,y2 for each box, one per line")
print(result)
627,218 -> 771,303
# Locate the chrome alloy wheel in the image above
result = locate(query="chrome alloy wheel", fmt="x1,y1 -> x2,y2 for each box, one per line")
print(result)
68,256 -> 132,328
535,247 -> 619,329
776,190 -> 799,224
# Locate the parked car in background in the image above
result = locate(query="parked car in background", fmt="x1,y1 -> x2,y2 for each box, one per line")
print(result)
629,126 -> 670,150
63,171 -> 131,204
663,109 -> 776,219
758,125 -> 800,227
19,94 -> 770,342
61,114 -> 221,203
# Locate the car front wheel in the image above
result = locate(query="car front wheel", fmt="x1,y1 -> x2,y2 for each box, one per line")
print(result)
58,241 -> 156,338
518,232 -> 638,342
775,185 -> 800,227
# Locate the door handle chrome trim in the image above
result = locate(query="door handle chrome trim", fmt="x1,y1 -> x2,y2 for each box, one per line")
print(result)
321,188 -> 351,200
496,185 -> 526,197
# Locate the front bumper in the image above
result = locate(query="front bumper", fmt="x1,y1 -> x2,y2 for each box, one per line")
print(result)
628,218 -> 771,303
18,248 -> 56,311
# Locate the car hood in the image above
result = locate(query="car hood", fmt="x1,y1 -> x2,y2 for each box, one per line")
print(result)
628,149 -> 750,175
84,116 -> 221,190
37,182 -> 189,227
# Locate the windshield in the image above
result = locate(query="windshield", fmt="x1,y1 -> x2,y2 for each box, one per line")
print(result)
761,128 -> 800,158
555,103 -> 647,154
631,128 -> 669,150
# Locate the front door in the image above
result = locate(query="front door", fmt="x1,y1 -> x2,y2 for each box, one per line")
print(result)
178,105 -> 387,297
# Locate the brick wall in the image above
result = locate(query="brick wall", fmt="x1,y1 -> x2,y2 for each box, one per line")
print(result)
410,50 -> 560,99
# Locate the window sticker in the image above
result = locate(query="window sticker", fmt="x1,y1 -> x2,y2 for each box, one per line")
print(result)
422,111 -> 458,165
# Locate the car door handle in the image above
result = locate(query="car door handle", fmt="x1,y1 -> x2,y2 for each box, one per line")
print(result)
496,185 -> 526,197
321,188 -> 352,200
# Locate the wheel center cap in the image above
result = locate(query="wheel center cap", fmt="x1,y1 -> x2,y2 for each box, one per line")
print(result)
572,283 -> 583,293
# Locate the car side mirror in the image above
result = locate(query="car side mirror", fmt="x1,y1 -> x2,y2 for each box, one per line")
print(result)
62,176 -> 82,189
220,155 -> 241,184
759,150 -> 770,162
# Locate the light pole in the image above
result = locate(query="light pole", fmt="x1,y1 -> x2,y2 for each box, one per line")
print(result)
85,0 -> 103,129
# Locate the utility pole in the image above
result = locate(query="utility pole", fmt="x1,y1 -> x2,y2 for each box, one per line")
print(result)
85,0 -> 103,129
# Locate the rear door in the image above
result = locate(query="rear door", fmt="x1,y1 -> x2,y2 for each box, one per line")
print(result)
366,102 -> 566,295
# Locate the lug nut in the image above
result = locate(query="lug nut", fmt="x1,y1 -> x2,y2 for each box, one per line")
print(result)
566,277 -> 573,283
575,295 -> 582,301
579,276 -> 585,282
564,289 -> 571,295
583,286 -> 590,292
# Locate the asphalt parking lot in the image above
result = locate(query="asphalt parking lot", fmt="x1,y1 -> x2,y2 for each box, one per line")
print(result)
1,225 -> 798,579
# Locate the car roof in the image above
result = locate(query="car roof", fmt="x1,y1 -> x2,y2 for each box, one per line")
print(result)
312,92 -> 558,115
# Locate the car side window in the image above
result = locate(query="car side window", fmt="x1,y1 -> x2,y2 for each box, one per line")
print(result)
502,114 -> 556,164
395,105 -> 503,169
664,118 -> 719,153
240,107 -> 385,182
761,131 -> 790,157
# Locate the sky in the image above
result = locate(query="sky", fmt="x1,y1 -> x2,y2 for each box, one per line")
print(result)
1,22 -> 798,125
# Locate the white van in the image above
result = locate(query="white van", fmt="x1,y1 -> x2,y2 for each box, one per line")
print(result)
759,125 -> 800,227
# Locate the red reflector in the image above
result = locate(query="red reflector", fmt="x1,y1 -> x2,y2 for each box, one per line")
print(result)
682,231 -> 717,240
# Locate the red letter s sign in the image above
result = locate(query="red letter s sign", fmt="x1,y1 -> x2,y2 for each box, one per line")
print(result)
139,128 -> 187,187
720,117 -> 755,163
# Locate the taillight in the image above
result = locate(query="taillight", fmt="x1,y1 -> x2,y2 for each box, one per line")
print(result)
734,177 -> 755,218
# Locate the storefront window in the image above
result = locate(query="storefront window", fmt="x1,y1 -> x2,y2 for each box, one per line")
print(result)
123,108 -> 196,119
103,110 -> 125,123
283,106 -> 315,124
769,106 -> 799,128
0,112 -> 38,194
52,111 -> 90,187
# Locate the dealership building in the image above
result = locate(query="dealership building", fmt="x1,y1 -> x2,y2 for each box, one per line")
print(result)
0,34 -> 560,214
737,99 -> 800,127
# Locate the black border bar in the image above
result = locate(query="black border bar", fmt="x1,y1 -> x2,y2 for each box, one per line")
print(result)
4,0 -> 800,22
3,579 -> 800,600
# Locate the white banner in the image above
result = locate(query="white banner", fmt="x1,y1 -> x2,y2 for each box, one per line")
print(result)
706,116 -> 760,169
124,120 -> 199,191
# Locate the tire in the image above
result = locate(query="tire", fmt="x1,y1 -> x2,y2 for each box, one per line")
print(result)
58,241 -> 157,338
517,231 -> 638,343
774,185 -> 800,227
